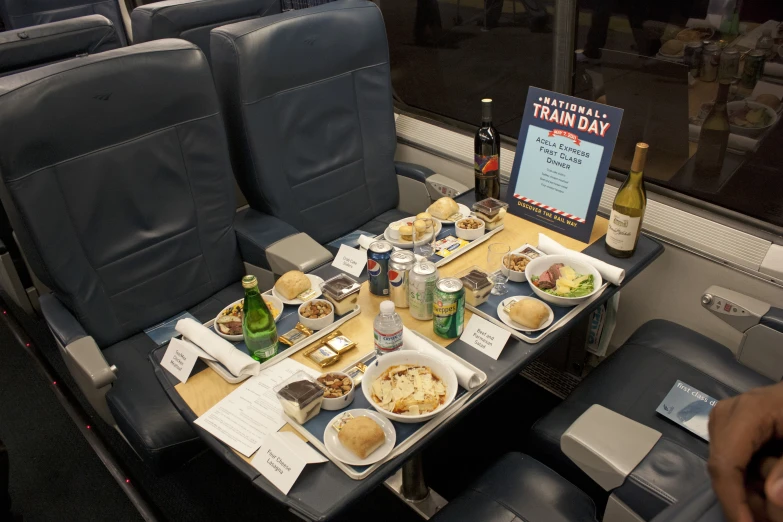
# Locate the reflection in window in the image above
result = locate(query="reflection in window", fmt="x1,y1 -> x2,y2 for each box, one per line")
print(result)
380,0 -> 554,137
573,2 -> 783,227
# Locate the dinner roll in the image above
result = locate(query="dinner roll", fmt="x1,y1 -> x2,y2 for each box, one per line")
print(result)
416,212 -> 434,231
399,224 -> 413,241
338,416 -> 385,459
429,197 -> 459,220
510,299 -> 549,329
275,270 -> 311,300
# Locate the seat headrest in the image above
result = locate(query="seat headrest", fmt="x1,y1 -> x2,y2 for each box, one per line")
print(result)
132,0 -> 280,41
0,15 -> 122,76
0,0 -> 128,45
211,0 -> 387,102
0,39 -> 216,181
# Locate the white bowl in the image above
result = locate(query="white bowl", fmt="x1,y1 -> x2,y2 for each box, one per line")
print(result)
454,217 -> 485,240
319,372 -> 356,411
500,253 -> 532,283
297,299 -> 334,330
362,351 -> 458,423
727,101 -> 778,138
525,254 -> 602,307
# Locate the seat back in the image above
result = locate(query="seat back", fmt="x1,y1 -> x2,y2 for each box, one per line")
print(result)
211,0 -> 399,244
0,0 -> 128,45
0,15 -> 122,77
132,0 -> 281,64
0,40 -> 244,347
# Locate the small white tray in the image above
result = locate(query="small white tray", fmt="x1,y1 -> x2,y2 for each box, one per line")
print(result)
287,331 -> 488,480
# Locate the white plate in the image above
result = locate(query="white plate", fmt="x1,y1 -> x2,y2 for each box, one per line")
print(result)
497,296 -> 554,333
213,295 -> 284,341
383,219 -> 442,249
323,409 -> 396,466
427,203 -> 471,224
271,274 -> 324,305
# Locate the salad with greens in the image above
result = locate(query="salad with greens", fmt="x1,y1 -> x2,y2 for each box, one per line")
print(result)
532,263 -> 595,298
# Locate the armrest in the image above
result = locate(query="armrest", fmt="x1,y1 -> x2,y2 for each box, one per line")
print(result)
233,208 -> 332,274
761,307 -> 783,334
395,162 -> 435,214
39,294 -> 116,388
395,161 -> 436,183
561,405 -> 661,491
39,293 -> 87,347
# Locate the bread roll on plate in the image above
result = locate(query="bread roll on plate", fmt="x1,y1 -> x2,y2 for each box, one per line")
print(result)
510,299 -> 549,329
338,416 -> 385,459
428,197 -> 459,220
275,270 -> 311,300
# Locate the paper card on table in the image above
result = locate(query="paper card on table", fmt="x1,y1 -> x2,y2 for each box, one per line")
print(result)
505,86 -> 622,243
194,358 -> 320,457
176,338 -> 216,361
460,315 -> 511,360
332,244 -> 367,278
252,435 -> 307,495
161,338 -> 200,383
269,432 -> 327,464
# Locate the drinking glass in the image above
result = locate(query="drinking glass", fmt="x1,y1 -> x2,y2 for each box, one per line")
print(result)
413,218 -> 435,257
486,243 -> 510,295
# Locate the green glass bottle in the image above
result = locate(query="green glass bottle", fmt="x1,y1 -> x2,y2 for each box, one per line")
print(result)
242,275 -> 278,362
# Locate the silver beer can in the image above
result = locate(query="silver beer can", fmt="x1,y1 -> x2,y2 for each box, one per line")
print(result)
408,261 -> 439,320
388,250 -> 416,308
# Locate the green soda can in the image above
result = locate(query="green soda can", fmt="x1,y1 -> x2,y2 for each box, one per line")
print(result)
242,275 -> 278,361
433,278 -> 465,339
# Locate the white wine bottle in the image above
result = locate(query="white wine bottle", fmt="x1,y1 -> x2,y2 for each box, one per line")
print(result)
606,143 -> 648,258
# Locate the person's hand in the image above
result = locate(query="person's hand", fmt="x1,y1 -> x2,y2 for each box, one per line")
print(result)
708,382 -> 783,522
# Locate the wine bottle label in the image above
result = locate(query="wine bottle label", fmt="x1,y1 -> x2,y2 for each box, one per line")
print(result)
474,154 -> 499,176
606,210 -> 641,251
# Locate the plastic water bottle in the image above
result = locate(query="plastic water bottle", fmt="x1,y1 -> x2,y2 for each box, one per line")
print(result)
374,301 -> 404,356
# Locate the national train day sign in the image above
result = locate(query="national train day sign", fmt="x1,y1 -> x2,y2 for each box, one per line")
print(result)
506,87 -> 623,243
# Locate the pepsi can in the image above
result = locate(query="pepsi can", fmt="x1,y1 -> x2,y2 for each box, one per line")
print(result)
367,241 -> 393,296
388,250 -> 416,308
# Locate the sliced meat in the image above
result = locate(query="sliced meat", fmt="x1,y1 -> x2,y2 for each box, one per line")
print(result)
537,270 -> 555,289
547,263 -> 565,282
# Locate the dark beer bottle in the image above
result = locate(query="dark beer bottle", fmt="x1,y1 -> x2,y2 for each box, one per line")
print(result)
474,98 -> 500,200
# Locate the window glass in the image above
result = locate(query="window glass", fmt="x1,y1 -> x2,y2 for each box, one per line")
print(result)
380,0 -> 554,137
573,2 -> 783,227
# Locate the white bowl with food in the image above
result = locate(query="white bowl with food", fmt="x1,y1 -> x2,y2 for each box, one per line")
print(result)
728,101 -> 778,138
454,217 -> 485,240
501,253 -> 532,282
525,255 -> 602,307
317,372 -> 355,411
362,351 -> 458,423
297,299 -> 334,330
213,295 -> 283,341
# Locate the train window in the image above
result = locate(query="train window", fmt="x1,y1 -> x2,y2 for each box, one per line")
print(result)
380,0 -> 554,137
573,2 -> 783,228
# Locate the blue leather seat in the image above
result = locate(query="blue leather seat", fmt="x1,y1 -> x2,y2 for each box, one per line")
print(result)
0,39 -> 310,472
131,0 -> 281,65
432,453 -> 725,522
0,0 -> 128,45
528,319 -> 773,519
210,0 -> 435,246
433,452 -> 598,522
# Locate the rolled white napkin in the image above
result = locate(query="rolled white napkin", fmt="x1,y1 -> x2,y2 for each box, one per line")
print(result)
358,234 -> 426,262
175,318 -> 261,378
537,233 -> 625,285
764,62 -> 783,79
401,328 -> 481,389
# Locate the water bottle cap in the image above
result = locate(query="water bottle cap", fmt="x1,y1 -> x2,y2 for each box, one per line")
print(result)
380,301 -> 395,314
